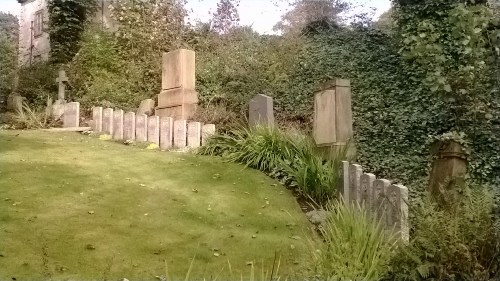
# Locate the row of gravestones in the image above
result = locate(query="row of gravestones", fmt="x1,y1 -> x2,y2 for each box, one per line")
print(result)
62,102 -> 215,149
93,107 -> 215,149
341,161 -> 409,241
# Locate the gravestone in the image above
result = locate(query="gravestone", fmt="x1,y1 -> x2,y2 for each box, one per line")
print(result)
249,94 -> 274,128
373,179 -> 390,224
187,122 -> 202,148
102,108 -> 114,135
135,114 -> 148,142
349,164 -> 363,203
113,109 -> 124,140
147,116 -> 160,145
313,79 -> 353,150
137,99 -> 155,116
156,49 -> 199,120
387,184 -> 409,241
360,173 -> 376,207
123,112 -> 136,140
173,120 -> 187,148
63,102 -> 80,128
341,161 -> 350,202
201,124 -> 216,145
160,117 -> 174,150
52,70 -> 69,119
92,107 -> 103,132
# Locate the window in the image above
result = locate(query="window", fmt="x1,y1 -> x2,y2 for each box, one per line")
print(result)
33,10 -> 43,37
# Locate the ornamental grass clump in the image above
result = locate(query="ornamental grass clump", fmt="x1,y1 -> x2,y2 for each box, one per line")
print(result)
315,200 -> 398,281
198,126 -> 345,204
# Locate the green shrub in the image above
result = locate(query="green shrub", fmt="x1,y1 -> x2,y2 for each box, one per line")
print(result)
199,126 -> 345,204
315,200 -> 397,281
388,186 -> 500,281
17,63 -> 59,107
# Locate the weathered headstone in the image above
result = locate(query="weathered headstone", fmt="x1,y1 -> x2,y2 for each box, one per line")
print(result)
341,161 -> 350,202
113,109 -> 124,140
349,164 -> 363,203
373,179 -> 390,224
249,94 -> 274,128
428,140 -> 467,201
123,112 -> 136,140
387,184 -> 409,241
360,173 -> 376,207
56,69 -> 68,101
63,102 -> 80,128
92,107 -> 103,132
137,99 -> 156,116
160,117 -> 174,150
173,120 -> 187,148
135,114 -> 148,142
156,49 -> 199,120
313,79 -> 353,148
102,108 -> 114,135
147,116 -> 160,145
187,122 -> 202,148
201,124 -> 216,145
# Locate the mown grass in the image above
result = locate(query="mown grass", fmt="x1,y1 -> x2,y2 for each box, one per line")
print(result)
0,130 -> 316,280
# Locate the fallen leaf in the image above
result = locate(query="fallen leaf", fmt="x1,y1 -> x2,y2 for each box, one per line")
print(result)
85,244 -> 96,250
213,252 -> 220,257
88,211 -> 95,215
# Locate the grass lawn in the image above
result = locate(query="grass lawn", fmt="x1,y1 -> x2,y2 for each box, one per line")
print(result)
0,130 -> 317,280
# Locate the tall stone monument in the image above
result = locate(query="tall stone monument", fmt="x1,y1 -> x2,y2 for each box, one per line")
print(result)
313,79 -> 353,157
156,49 -> 198,120
52,69 -> 69,119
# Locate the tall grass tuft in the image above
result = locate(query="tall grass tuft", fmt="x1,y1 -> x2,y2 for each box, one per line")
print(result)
199,126 -> 346,204
13,102 -> 59,129
315,200 -> 397,281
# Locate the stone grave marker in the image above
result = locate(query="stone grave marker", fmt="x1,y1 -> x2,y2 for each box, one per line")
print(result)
249,94 -> 274,128
135,114 -> 148,142
102,108 -> 114,135
123,112 -> 136,140
137,99 -> 155,116
187,122 -> 202,148
113,109 -> 124,140
63,102 -> 80,128
93,107 -> 103,132
349,164 -> 363,203
147,116 -> 160,145
56,69 -> 68,101
160,117 -> 174,150
202,124 -> 216,145
173,120 -> 187,148
156,49 -> 199,120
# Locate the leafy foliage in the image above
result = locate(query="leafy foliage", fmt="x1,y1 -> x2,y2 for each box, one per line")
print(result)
0,12 -> 18,111
316,200 -> 397,281
47,0 -> 97,63
389,186 -> 500,281
198,126 -> 345,204
17,63 -> 58,106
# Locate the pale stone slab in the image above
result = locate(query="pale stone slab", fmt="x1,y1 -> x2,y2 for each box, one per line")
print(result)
63,102 -> 80,128
313,90 -> 336,146
387,184 -> 409,242
113,109 -> 124,140
158,89 -> 199,108
123,112 -> 136,140
360,173 -> 376,207
155,104 -> 197,120
373,179 -> 391,225
162,49 -> 196,90
92,107 -> 103,132
173,120 -> 187,148
349,164 -> 363,203
147,116 -> 160,145
341,161 -> 350,202
201,124 -> 216,145
135,114 -> 148,142
160,117 -> 174,150
137,99 -> 155,116
187,122 -> 202,148
249,94 -> 274,128
102,108 -> 114,135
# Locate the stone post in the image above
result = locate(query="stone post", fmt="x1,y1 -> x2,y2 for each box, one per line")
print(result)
135,114 -> 148,142
102,108 -> 114,135
160,117 -> 174,150
156,49 -> 198,119
187,122 -> 202,148
123,112 -> 136,141
63,102 -> 80,128
147,116 -> 160,145
93,107 -> 103,132
113,109 -> 124,140
173,120 -> 187,148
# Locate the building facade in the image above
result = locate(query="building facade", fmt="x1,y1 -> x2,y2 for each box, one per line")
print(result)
17,0 -> 112,66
